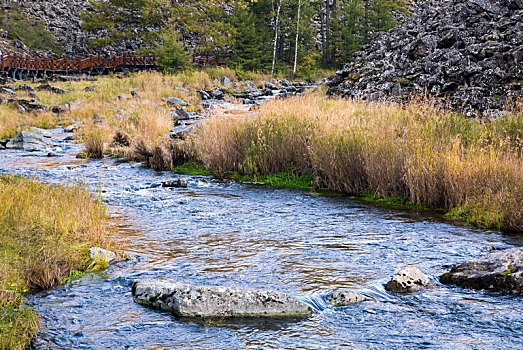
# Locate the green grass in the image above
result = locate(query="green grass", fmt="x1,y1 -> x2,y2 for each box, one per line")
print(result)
231,172 -> 314,190
172,163 -> 213,176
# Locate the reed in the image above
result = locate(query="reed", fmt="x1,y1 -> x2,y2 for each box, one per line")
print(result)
0,175 -> 108,349
189,94 -> 523,231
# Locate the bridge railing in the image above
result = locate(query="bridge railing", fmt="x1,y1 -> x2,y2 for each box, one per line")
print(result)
0,52 -> 157,74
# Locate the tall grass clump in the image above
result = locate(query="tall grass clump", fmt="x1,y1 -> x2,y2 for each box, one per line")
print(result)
0,175 -> 108,349
189,94 -> 523,231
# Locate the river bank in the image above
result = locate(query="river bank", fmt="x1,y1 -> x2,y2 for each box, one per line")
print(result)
1,144 -> 522,348
169,95 -> 521,232
0,175 -> 109,349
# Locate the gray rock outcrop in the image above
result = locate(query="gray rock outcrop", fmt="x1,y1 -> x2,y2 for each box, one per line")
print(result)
385,266 -> 433,292
5,131 -> 54,150
327,0 -> 523,117
132,279 -> 313,318
440,247 -> 523,294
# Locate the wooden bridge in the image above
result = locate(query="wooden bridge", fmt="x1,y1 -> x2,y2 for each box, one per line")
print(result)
0,52 -> 157,79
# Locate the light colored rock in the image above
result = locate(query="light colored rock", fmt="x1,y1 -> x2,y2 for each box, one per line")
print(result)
64,123 -> 80,133
132,279 -> 313,318
440,247 -> 523,294
88,247 -> 117,264
5,131 -> 54,150
385,266 -> 433,292
220,76 -> 231,87
327,291 -> 370,306
166,97 -> 188,107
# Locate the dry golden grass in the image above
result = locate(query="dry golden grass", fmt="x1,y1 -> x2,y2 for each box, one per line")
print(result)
189,94 -> 523,231
0,175 -> 108,349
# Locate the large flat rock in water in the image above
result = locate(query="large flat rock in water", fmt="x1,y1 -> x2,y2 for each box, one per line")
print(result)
132,279 -> 313,318
440,247 -> 523,294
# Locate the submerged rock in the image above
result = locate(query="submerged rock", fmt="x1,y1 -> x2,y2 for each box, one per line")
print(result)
440,247 -> 523,294
327,291 -> 370,306
162,178 -> 188,188
132,279 -> 313,318
385,266 -> 433,292
5,131 -> 54,151
88,247 -> 117,264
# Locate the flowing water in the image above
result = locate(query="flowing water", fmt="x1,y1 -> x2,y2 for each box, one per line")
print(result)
1,129 -> 522,350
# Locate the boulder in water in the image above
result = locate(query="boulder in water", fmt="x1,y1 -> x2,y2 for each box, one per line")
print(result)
440,247 -> 523,294
385,266 -> 433,292
5,131 -> 54,151
327,291 -> 370,306
132,279 -> 313,318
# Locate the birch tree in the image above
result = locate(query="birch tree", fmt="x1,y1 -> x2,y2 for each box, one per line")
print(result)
293,0 -> 302,75
271,0 -> 282,76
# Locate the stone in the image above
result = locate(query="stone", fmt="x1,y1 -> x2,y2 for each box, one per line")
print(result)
64,123 -> 80,133
5,131 -> 54,151
83,86 -> 97,92
220,76 -> 232,87
168,123 -> 199,140
440,247 -> 523,294
132,279 -> 313,318
88,247 -> 117,264
211,89 -> 225,99
130,90 -> 140,98
198,90 -> 212,100
385,266 -> 433,293
14,100 -> 49,113
162,178 -> 188,188
172,108 -> 191,124
264,81 -> 277,90
327,291 -> 370,306
166,97 -> 188,107
15,84 -> 35,93
36,82 -> 70,94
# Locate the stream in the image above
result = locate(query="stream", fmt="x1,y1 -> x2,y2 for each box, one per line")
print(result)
1,128 -> 523,349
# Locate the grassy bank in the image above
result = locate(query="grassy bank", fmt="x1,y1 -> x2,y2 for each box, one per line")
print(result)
0,68 -> 332,142
0,176 -> 108,349
186,94 -> 522,231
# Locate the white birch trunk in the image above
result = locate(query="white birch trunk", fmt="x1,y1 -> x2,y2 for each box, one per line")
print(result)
293,0 -> 302,75
271,0 -> 282,76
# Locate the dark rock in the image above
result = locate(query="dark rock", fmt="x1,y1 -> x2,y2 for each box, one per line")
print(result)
14,99 -> 49,113
162,178 -> 188,188
172,108 -> 190,123
211,89 -> 225,100
198,90 -> 212,100
131,90 -> 140,98
15,84 -> 35,93
385,266 -> 433,293
326,0 -> 523,117
83,86 -> 97,92
440,247 -> 523,294
264,81 -> 278,90
36,82 -> 70,94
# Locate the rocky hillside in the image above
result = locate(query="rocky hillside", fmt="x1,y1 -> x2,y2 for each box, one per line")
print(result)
327,0 -> 522,117
8,0 -> 92,55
